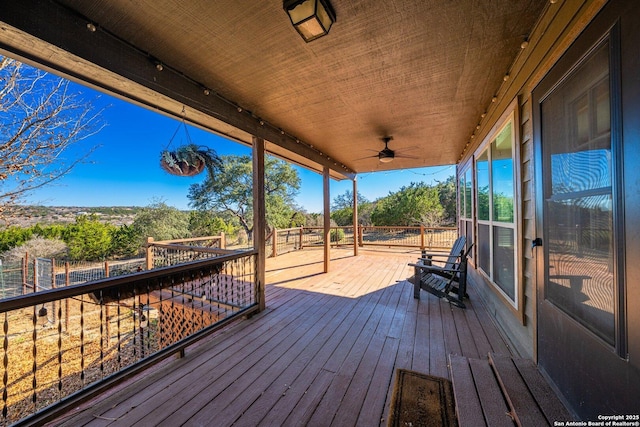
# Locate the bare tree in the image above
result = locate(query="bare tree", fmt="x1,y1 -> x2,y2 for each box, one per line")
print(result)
0,56 -> 104,220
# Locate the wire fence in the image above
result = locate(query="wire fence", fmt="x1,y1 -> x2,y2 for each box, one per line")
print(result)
0,258 -> 147,299
0,236 -> 228,301
0,260 -> 22,299
265,225 -> 457,257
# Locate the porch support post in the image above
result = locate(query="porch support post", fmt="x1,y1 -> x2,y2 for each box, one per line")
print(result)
353,177 -> 358,256
253,136 -> 266,312
323,166 -> 331,273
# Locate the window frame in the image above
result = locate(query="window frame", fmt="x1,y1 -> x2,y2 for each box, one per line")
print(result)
472,99 -> 523,317
458,160 -> 475,265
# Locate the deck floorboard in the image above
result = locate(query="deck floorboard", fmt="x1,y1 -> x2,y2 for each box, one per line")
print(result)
49,248 -> 519,427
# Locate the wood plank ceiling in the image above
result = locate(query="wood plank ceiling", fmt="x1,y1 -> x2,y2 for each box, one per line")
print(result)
0,0 -> 546,179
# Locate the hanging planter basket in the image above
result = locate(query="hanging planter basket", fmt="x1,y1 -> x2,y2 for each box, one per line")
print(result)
160,144 -> 223,178
160,113 -> 223,179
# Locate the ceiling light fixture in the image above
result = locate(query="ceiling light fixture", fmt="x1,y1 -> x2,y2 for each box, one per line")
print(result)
378,137 -> 395,163
283,0 -> 336,42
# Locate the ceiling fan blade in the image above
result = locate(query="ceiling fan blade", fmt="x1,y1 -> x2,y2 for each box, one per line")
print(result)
354,154 -> 380,161
397,146 -> 420,153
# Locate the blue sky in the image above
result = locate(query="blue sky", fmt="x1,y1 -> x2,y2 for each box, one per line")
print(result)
25,82 -> 454,213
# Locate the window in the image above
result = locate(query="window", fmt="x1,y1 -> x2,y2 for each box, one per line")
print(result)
541,41 -> 615,344
458,164 -> 474,261
475,113 -> 518,306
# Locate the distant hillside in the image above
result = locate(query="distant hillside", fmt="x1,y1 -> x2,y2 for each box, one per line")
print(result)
3,205 -> 147,228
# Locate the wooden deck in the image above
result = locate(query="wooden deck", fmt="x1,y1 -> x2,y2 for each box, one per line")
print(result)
46,248 -> 557,426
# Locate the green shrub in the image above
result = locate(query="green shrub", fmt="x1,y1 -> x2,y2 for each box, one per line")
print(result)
62,214 -> 115,261
330,228 -> 345,243
0,226 -> 33,252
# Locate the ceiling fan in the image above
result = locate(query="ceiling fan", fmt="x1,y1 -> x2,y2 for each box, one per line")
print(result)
358,136 -> 418,163
377,136 -> 396,163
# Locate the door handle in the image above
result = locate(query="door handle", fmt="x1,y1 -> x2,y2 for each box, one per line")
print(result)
532,237 -> 543,249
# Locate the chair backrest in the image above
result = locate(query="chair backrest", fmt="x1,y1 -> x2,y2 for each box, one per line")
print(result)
445,235 -> 467,270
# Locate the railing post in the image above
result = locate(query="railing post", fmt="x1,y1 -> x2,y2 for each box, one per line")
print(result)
299,226 -> 304,250
358,226 -> 364,247
253,136 -> 266,312
323,166 -> 330,273
420,225 -> 425,250
146,237 -> 154,270
220,232 -> 226,249
353,177 -> 358,256
272,228 -> 278,257
22,251 -> 28,295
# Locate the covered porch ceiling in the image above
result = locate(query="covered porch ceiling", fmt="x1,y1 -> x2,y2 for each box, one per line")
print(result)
0,0 -> 546,180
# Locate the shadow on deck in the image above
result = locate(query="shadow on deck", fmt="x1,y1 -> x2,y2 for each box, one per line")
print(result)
48,248 -> 569,426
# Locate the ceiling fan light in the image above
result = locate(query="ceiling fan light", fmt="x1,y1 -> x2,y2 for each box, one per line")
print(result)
379,156 -> 394,163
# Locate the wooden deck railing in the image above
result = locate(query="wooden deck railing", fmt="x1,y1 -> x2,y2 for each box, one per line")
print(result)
0,236 -> 229,300
146,235 -> 228,269
359,226 -> 457,249
268,226 -> 457,257
0,250 -> 258,426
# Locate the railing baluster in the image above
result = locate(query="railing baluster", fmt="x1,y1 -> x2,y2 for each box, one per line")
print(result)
57,298 -> 62,398
169,277 -> 175,347
65,263 -> 70,334
80,294 -> 85,386
198,271 -> 205,331
139,293 -> 144,360
140,281 -> 151,358
105,304 -> 110,349
185,272 -> 193,337
99,291 -> 104,379
117,288 -> 122,369
145,283 -> 151,356
132,287 -> 137,362
213,269 -> 220,318
228,261 -> 234,308
223,265 -> 229,315
3,313 -> 8,422
158,279 -> 164,350
31,305 -> 37,409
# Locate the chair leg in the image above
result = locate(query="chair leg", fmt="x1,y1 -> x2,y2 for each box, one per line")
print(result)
413,266 -> 421,299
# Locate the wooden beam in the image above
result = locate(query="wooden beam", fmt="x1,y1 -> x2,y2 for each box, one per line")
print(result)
353,177 -> 358,257
252,137 -> 266,312
0,0 -> 353,180
323,167 -> 331,273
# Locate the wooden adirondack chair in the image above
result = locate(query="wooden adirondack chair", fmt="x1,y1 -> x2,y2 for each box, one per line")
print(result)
409,236 -> 471,308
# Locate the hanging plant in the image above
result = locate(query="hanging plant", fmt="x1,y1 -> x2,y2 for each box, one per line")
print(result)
160,109 -> 223,179
160,144 -> 223,179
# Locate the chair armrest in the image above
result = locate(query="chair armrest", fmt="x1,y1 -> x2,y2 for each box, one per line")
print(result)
417,254 -> 457,263
408,263 -> 459,274
420,250 -> 451,257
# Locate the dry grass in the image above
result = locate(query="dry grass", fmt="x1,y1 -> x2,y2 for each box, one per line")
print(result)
1,285 -> 230,425
2,297 -> 149,423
